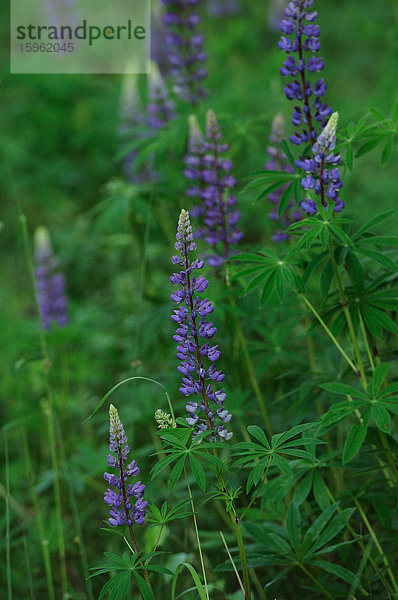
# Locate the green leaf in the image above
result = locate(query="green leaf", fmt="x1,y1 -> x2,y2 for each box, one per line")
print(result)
357,248 -> 397,272
372,403 -> 391,434
247,425 -> 270,448
260,269 -> 277,306
362,305 -> 398,339
312,560 -> 360,587
320,382 -> 368,400
368,362 -> 390,398
313,508 -> 355,551
319,400 -> 368,433
286,502 -> 301,552
272,422 -> 316,447
355,208 -> 397,238
329,224 -> 355,249
168,455 -> 186,491
99,571 -> 131,600
355,135 -> 386,158
392,98 -> 398,127
134,573 -> 155,600
303,504 -> 337,549
346,250 -> 364,293
313,471 -> 330,510
278,182 -> 295,218
171,563 -> 207,600
189,453 -> 206,491
343,412 -> 369,465
151,453 -> 181,480
273,454 -> 293,478
381,136 -> 394,165
294,471 -> 313,506
320,260 -> 333,299
252,457 -> 269,486
345,143 -> 353,170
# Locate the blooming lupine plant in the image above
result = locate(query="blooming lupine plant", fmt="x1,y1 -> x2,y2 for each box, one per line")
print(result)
34,227 -> 68,331
265,113 -> 302,240
147,62 -> 176,131
170,209 -> 232,441
279,0 -> 332,145
161,0 -> 208,105
298,111 -> 344,214
104,404 -> 147,527
185,110 -> 242,265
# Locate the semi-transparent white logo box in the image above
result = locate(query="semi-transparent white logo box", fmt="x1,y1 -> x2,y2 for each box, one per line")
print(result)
11,0 -> 150,74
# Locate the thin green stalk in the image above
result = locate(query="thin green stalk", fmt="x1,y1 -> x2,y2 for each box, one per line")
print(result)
219,530 -> 245,597
249,568 -> 268,600
22,428 -> 55,600
358,310 -> 375,371
232,305 -> 273,437
328,238 -> 365,382
5,434 -> 12,600
23,535 -> 36,600
299,293 -> 357,373
298,563 -> 334,600
184,469 -> 210,600
354,499 -> 398,595
234,518 -> 251,600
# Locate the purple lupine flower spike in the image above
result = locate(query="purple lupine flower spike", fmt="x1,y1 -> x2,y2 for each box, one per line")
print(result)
161,0 -> 208,105
147,61 -> 176,130
186,110 -> 242,266
206,0 -> 241,17
171,209 -> 232,442
298,112 -> 344,214
34,227 -> 68,331
265,114 -> 302,242
279,0 -> 332,146
104,404 -> 147,527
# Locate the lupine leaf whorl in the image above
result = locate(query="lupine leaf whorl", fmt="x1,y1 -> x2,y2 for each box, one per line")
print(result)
34,227 -> 68,331
104,405 -> 147,526
265,114 -> 302,242
298,111 -> 344,215
170,209 -> 232,442
161,0 -> 208,105
279,0 -> 332,146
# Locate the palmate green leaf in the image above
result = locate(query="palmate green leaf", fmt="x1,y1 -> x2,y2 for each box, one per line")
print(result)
280,139 -> 297,168
264,566 -> 293,589
245,269 -> 272,294
134,573 -> 155,600
346,250 -> 364,293
381,136 -> 394,165
168,455 -> 187,491
286,502 -> 301,552
354,208 -> 397,239
273,454 -> 293,478
313,471 -> 330,510
272,422 -> 316,447
371,403 -> 391,434
189,453 -> 206,491
302,504 -> 337,550
293,471 -> 313,506
252,457 -> 270,486
319,400 -> 368,434
320,382 -> 368,400
311,508 -> 355,553
99,571 -> 131,600
260,269 -> 278,306
311,560 -> 360,588
368,362 -> 390,398
247,425 -> 270,448
297,224 -> 324,250
343,409 -> 370,465
278,181 -> 295,217
150,453 -> 182,480
367,289 -> 398,311
381,399 -> 398,415
357,247 -> 397,272
320,259 -> 333,299
355,134 -> 386,158
360,235 -> 398,246
329,224 -> 355,249
362,304 -> 398,339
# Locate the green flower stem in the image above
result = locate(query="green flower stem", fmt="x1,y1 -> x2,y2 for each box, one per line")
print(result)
234,518 -> 251,600
239,458 -> 271,522
358,310 -> 375,371
184,468 -> 210,600
219,530 -> 245,596
354,498 -> 398,595
299,293 -> 357,373
328,237 -> 365,382
297,563 -> 334,600
231,299 -> 273,437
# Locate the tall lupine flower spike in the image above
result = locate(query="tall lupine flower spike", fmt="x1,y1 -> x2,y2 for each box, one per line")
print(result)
155,409 -> 177,429
185,110 -> 242,266
279,0 -> 332,146
104,404 -> 147,528
161,0 -> 208,105
170,209 -> 233,442
298,112 -> 344,214
34,227 -> 68,331
265,114 -> 302,241
147,61 -> 176,130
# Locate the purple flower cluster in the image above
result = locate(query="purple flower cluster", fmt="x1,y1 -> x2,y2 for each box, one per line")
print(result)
170,209 -> 232,442
147,62 -> 176,130
298,112 -> 344,214
185,110 -> 242,266
279,0 -> 332,146
104,404 -> 147,527
265,114 -> 302,241
206,0 -> 241,17
34,227 -> 68,331
161,0 -> 208,105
